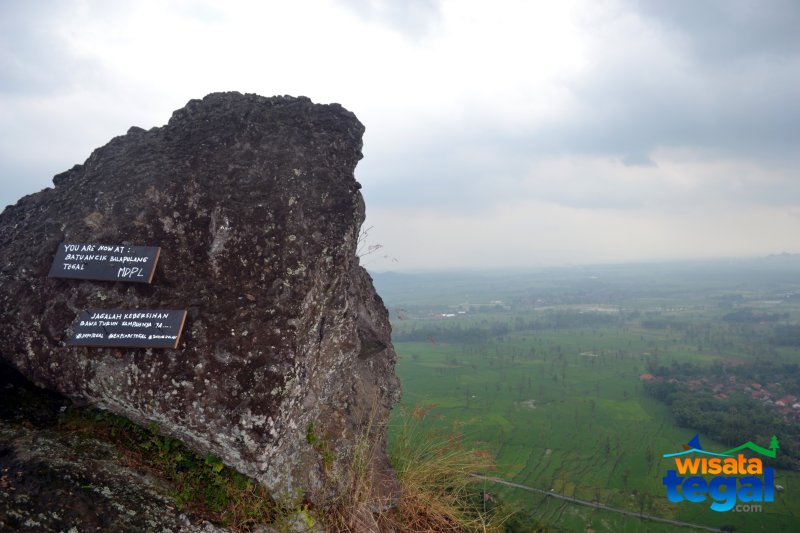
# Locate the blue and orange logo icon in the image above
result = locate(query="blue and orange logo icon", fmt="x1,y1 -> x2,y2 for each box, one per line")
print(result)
662,434 -> 778,512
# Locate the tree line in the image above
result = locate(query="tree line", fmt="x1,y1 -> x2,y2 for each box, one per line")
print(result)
393,311 -> 620,343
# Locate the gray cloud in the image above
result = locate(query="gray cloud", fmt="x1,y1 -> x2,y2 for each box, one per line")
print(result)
546,65 -> 800,165
633,0 -> 800,61
0,1 -> 68,95
334,0 -> 442,40
536,1 -> 800,165
2,0 -> 799,268
360,0 -> 800,212
0,1 -> 116,97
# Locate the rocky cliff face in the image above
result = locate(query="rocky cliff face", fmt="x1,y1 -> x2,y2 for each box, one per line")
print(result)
0,92 -> 400,502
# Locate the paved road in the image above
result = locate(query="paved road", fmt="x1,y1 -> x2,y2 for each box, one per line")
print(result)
471,474 -> 725,532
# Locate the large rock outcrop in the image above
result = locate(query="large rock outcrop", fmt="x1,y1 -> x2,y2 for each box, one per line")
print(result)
0,92 -> 400,502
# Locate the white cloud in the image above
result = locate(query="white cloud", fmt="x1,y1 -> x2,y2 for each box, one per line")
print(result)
2,0 -> 799,267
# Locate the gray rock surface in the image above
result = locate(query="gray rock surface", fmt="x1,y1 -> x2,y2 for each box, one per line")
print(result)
0,92 -> 400,502
1,361 -> 229,532
1,424 -> 229,533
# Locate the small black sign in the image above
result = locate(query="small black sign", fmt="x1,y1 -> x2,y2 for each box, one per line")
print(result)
68,309 -> 187,349
48,243 -> 161,283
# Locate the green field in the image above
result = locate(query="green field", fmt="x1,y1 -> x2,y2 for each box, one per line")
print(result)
378,259 -> 800,532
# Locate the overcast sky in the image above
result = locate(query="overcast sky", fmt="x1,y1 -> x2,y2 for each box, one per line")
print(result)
2,0 -> 799,271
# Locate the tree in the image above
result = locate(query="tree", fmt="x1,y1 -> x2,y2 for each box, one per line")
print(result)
770,435 -> 780,453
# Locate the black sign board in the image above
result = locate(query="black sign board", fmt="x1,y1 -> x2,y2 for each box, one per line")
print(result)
68,309 -> 187,349
49,243 -> 161,283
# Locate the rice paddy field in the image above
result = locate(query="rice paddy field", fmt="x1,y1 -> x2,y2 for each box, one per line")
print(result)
376,259 -> 800,532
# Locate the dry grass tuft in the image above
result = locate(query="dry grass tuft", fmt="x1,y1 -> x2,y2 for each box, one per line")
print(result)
65,402 -> 509,532
376,404 -> 506,532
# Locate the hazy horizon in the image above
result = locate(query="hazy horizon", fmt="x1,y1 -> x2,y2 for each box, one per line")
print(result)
3,1 -> 799,271
364,250 -> 800,275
